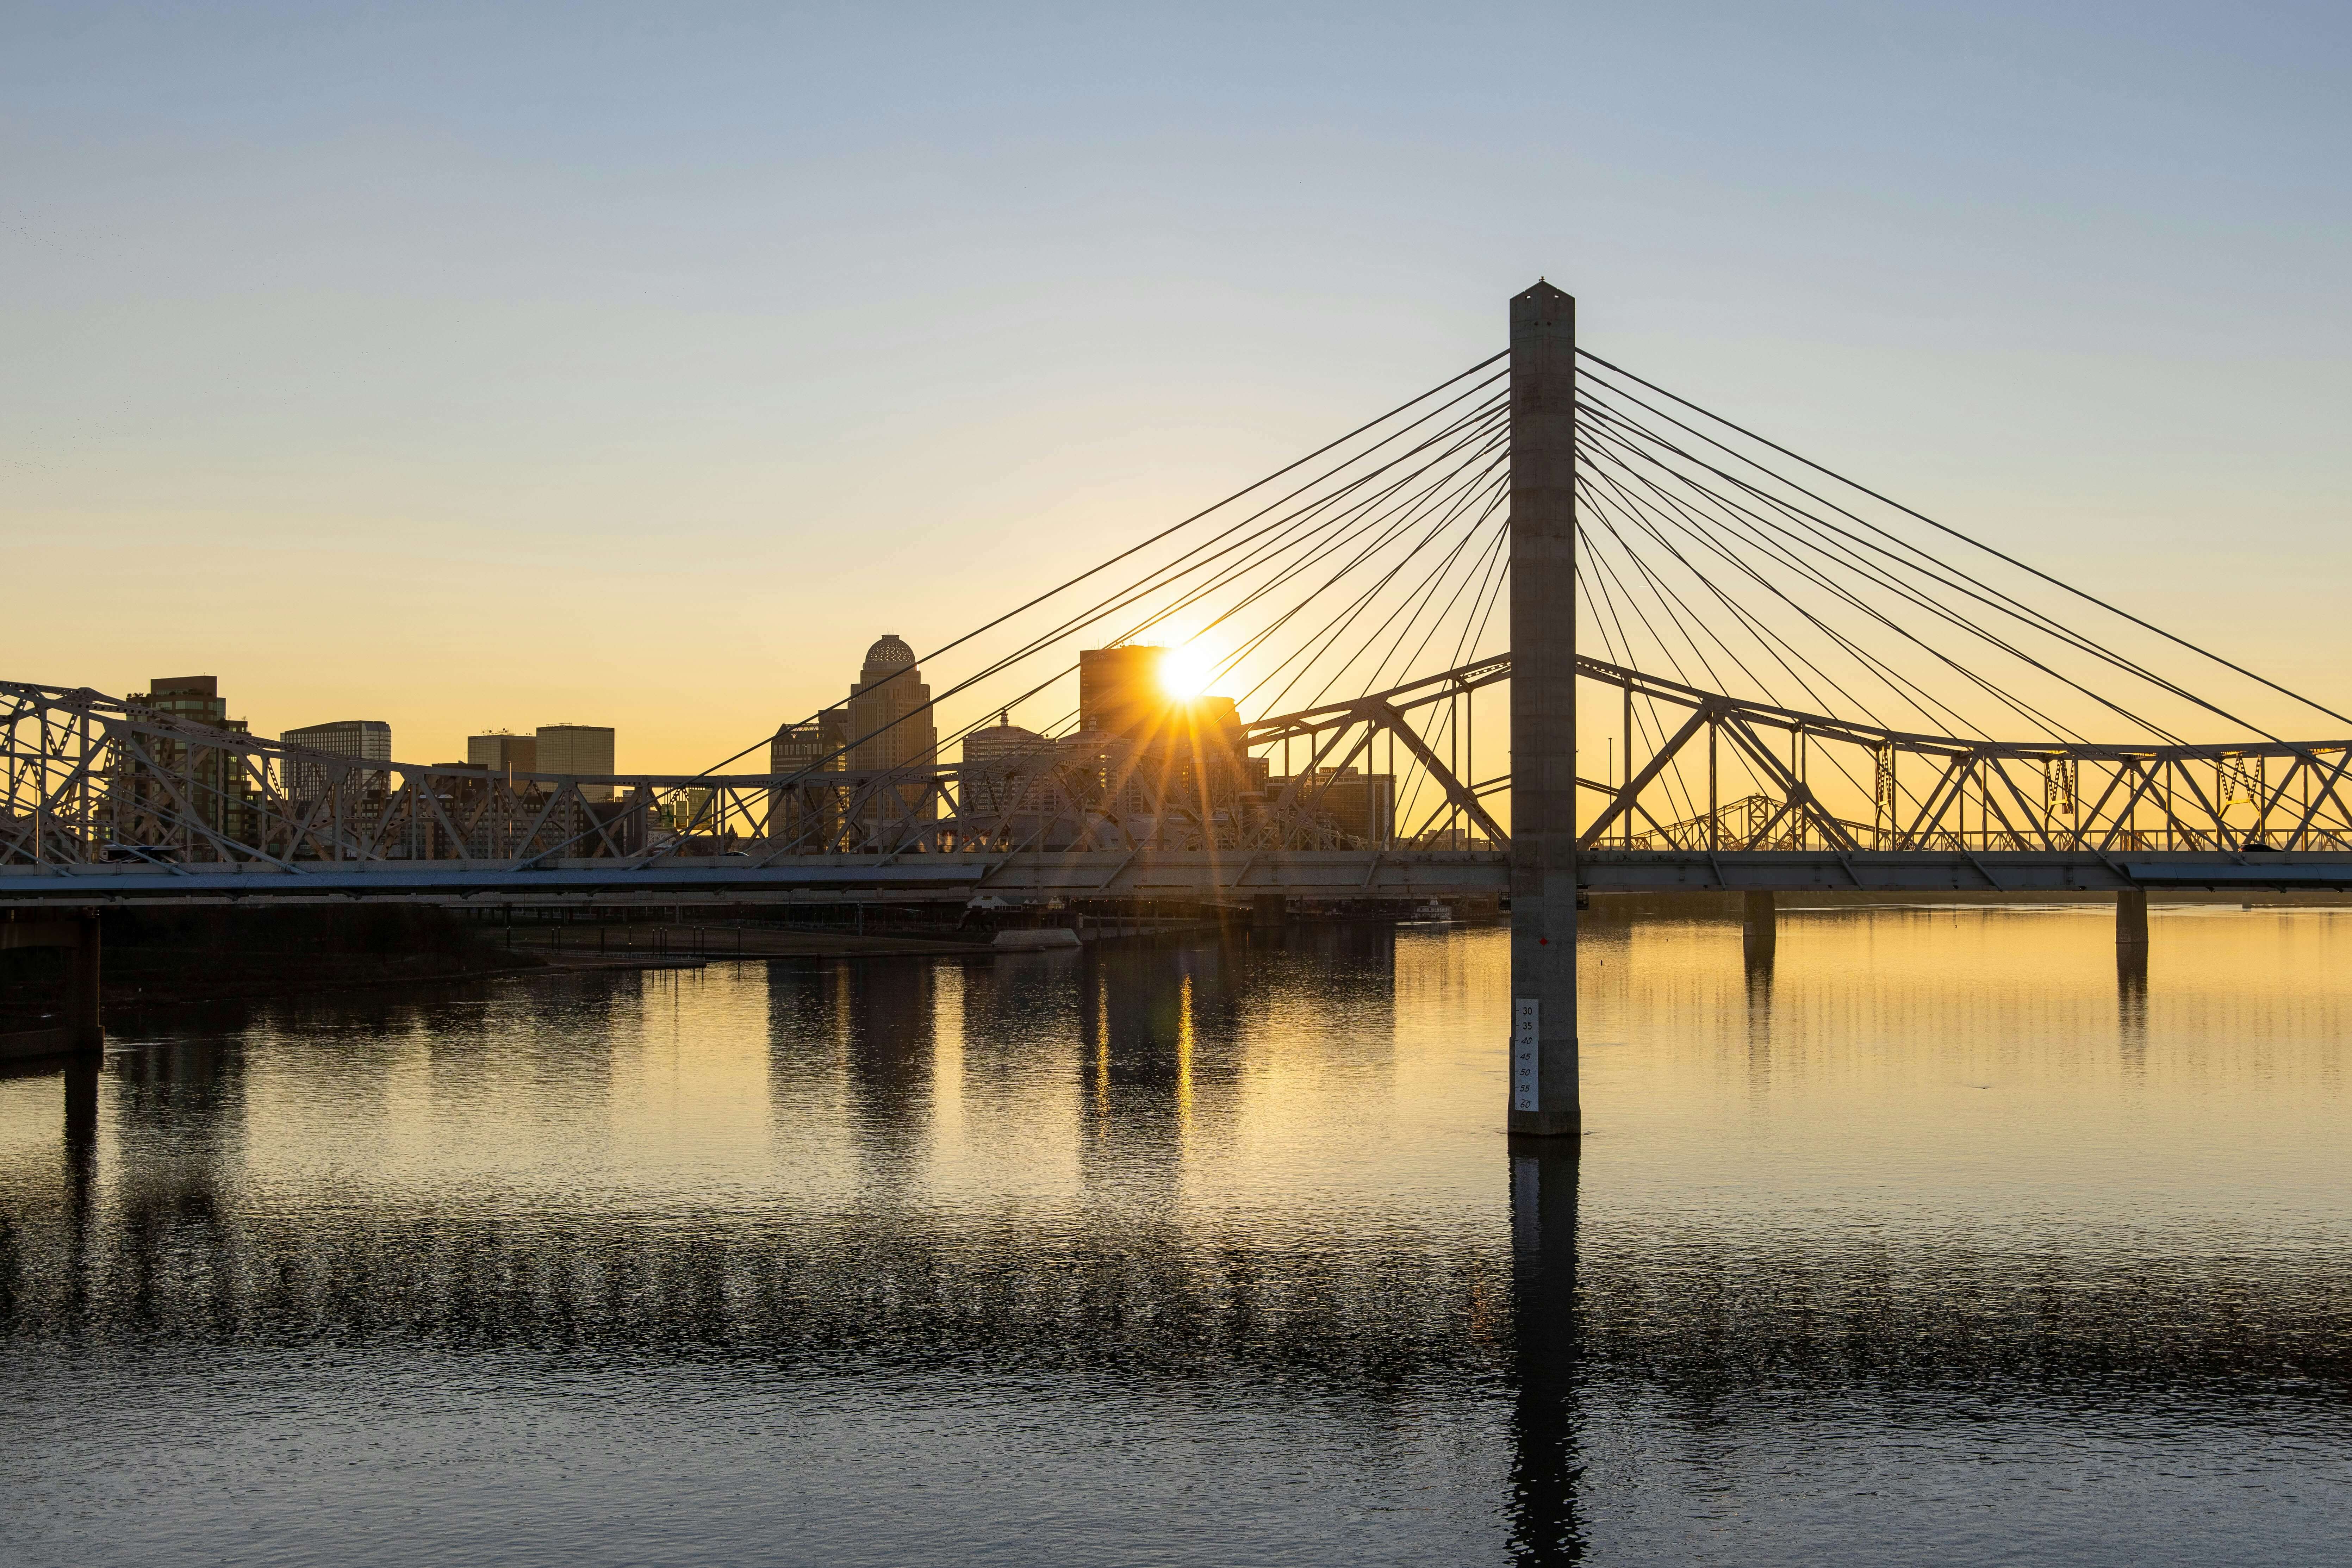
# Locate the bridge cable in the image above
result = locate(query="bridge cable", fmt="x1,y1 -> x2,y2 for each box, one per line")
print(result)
1577,354 -> 2330,735
713,357 -> 1508,781
1578,410 -> 2108,742
1578,392 -> 2192,741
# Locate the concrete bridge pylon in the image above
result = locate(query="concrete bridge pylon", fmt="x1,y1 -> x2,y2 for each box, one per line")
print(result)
1508,280 -> 1581,1139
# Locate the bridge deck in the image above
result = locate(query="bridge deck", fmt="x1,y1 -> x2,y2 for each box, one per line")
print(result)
5,849 -> 2350,907
0,851 -> 1512,907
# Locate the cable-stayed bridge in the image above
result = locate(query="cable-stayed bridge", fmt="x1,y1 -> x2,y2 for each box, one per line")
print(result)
10,283 -> 2351,1126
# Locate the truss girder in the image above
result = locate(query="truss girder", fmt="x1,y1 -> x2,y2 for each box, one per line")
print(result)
12,654 -> 2352,890
1563,659 -> 2352,855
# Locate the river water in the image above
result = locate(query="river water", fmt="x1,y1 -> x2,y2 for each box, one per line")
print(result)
2,903 -> 2347,1565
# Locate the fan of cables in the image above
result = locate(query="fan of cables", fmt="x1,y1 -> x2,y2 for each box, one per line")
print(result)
1573,351 -> 2348,750
704,341 -> 2344,853
715,351 -> 1522,808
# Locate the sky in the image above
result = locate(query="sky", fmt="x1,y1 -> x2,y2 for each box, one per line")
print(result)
5,0 -> 2348,770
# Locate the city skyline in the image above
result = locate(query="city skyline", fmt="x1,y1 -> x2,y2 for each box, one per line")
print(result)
107,632 -> 1233,770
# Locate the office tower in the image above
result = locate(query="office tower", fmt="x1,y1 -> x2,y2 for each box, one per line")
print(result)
765,707 -> 848,851
119,676 -> 261,848
833,635 -> 937,841
770,707 -> 849,775
664,786 -> 716,834
961,721 -> 1048,769
467,732 -> 537,775
1078,645 -> 1169,738
960,720 -> 1048,819
536,725 -> 616,801
1270,766 -> 1396,846
845,635 -> 935,772
137,675 -> 238,729
281,719 -> 392,801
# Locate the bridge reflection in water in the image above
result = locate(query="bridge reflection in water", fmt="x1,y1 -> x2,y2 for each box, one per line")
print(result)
3,909 -> 2350,1565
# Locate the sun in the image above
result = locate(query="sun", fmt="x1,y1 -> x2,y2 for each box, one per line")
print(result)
1158,644 -> 1215,700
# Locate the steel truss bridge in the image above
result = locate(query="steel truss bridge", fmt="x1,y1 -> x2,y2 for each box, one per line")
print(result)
9,651 -> 2351,908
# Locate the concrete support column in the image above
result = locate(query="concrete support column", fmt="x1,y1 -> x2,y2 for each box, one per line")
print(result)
2116,889 -> 2149,949
1250,894 -> 1287,929
1507,280 -> 1580,1139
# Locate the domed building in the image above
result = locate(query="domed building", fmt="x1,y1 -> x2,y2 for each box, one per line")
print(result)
845,632 -> 937,776
860,634 -> 916,678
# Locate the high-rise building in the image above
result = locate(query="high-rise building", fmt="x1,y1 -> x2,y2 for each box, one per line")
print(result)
137,674 -> 235,729
770,707 -> 848,775
961,721 -> 1049,769
281,719 -> 391,800
1078,645 -> 1170,738
766,707 -> 848,850
835,635 -> 937,841
467,732 -> 537,775
1068,646 -> 1265,848
960,720 -> 1049,819
119,676 -> 260,848
1269,766 -> 1396,846
845,635 -> 935,772
536,725 -> 616,801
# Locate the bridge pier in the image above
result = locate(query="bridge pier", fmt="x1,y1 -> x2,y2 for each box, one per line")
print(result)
0,914 -> 103,1060
1507,280 -> 1580,1139
1250,894 -> 1287,929
2116,889 -> 2149,950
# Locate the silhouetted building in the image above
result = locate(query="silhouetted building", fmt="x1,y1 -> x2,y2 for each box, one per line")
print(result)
136,675 -> 238,730
281,719 -> 391,800
1079,645 -> 1169,739
846,635 -> 935,773
1269,765 -> 1395,845
771,707 -> 848,774
118,676 -> 260,848
1068,647 -> 1266,848
961,720 -> 1050,820
844,635 -> 937,842
661,786 -> 715,834
467,732 -> 537,776
537,725 -> 616,801
766,707 -> 848,851
962,721 -> 1049,769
